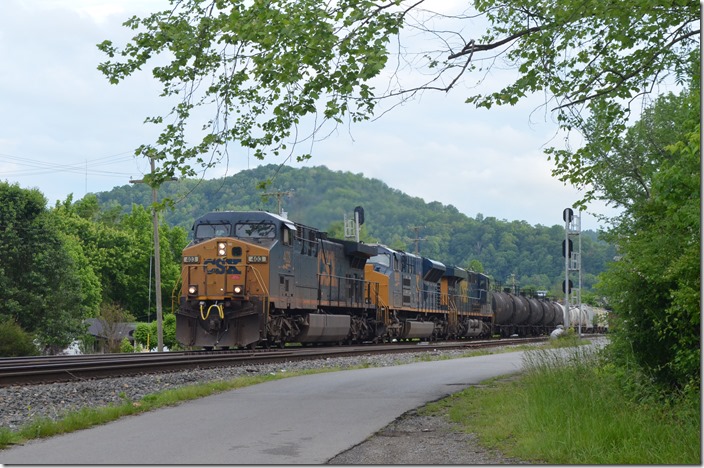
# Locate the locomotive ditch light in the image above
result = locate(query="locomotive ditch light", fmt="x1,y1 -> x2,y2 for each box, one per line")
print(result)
233,285 -> 243,295
188,285 -> 198,295
218,242 -> 227,256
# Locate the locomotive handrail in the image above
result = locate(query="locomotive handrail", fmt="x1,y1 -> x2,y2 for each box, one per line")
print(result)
374,290 -> 390,325
316,272 -> 369,308
447,297 -> 459,327
245,264 -> 270,296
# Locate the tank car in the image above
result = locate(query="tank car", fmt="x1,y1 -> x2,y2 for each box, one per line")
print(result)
592,306 -> 609,333
177,211 -> 377,349
567,305 -> 590,331
492,290 -> 564,336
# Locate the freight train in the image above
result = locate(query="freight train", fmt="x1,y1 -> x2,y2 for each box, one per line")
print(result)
176,210 -> 569,349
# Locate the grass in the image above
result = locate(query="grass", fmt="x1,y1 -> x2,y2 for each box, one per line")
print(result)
421,341 -> 701,464
3,336 -> 698,464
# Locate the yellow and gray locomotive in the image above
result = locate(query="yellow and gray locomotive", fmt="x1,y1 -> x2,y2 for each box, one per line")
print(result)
177,211 -> 377,348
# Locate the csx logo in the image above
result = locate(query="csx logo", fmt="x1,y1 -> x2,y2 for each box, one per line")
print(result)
204,258 -> 242,274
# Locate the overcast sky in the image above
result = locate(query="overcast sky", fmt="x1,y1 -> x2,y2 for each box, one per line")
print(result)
0,0 -> 620,231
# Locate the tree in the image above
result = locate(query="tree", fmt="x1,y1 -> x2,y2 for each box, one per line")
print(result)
0,183 -> 89,352
596,80 -> 700,391
134,313 -> 179,351
97,301 -> 136,353
54,197 -> 189,323
97,0 -> 699,185
0,318 -> 39,357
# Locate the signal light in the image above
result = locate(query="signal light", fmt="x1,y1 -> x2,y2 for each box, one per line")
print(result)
562,239 -> 573,258
562,279 -> 573,294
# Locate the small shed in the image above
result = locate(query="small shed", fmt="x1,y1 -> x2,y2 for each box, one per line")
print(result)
85,318 -> 137,353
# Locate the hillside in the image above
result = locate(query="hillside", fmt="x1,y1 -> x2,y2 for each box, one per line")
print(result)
94,164 -> 615,294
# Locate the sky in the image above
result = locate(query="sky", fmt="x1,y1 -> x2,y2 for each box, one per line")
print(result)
0,0 -> 622,231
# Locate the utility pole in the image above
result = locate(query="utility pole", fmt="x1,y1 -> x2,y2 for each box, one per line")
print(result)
409,226 -> 425,255
263,190 -> 294,216
130,160 -> 177,352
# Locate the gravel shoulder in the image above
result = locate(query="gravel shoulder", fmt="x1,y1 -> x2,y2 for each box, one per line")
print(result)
327,407 -> 534,465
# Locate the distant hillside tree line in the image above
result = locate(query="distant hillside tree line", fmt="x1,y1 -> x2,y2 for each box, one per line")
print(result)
97,164 -> 616,297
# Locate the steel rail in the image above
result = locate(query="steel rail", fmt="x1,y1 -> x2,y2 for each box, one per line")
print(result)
0,336 -> 553,388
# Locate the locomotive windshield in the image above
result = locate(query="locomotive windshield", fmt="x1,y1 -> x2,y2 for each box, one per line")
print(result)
194,223 -> 231,240
235,222 -> 277,239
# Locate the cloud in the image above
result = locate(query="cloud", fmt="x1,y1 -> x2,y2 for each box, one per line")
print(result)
0,0 -> 618,231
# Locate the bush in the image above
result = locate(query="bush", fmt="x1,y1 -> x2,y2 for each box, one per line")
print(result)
119,338 -> 134,353
0,319 -> 39,357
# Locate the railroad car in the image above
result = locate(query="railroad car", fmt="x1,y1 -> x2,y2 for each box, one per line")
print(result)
177,211 -> 377,349
176,210 -> 572,349
568,304 -> 610,333
363,245 -> 493,341
491,290 -> 564,337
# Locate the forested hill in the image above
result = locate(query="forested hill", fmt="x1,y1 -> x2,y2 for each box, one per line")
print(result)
94,164 -> 615,294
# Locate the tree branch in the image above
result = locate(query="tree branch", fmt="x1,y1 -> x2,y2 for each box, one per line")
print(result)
447,25 -> 543,59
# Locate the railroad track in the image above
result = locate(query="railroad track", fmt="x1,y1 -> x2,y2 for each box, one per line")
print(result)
0,336 -> 549,387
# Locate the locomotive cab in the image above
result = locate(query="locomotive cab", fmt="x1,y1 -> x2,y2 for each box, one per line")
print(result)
178,211 -> 295,349
365,245 -> 447,340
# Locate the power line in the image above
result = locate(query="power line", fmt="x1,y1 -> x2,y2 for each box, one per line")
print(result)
0,151 -> 136,178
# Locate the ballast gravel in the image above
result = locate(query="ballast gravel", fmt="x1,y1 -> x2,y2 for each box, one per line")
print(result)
0,348 -> 530,464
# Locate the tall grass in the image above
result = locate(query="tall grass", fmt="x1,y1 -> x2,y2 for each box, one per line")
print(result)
427,344 -> 701,464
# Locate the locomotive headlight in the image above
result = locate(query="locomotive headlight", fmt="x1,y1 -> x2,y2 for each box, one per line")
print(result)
188,285 -> 198,295
218,242 -> 226,256
233,285 -> 243,294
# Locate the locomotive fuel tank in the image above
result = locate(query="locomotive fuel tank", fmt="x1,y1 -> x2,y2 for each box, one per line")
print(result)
293,314 -> 352,343
400,320 -> 435,339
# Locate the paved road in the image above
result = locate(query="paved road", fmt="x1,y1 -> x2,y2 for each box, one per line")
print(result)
1,351 -> 525,464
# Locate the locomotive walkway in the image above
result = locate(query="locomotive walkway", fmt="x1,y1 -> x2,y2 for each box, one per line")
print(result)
1,351 -> 526,464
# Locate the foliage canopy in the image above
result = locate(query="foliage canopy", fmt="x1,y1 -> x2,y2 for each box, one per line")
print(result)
597,80 -> 700,391
98,0 -> 699,189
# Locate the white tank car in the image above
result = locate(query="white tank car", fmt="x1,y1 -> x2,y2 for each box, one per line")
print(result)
568,306 -> 590,330
592,306 -> 610,332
